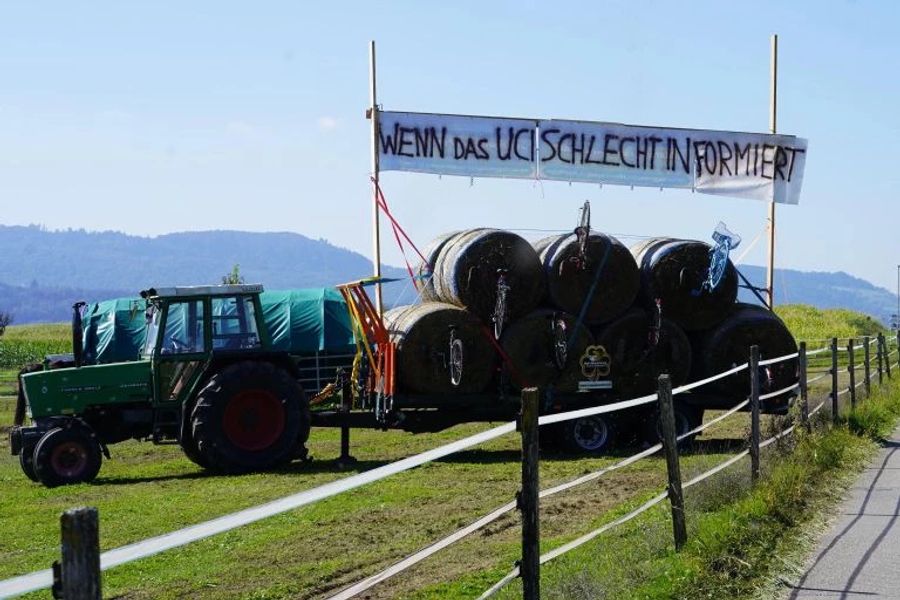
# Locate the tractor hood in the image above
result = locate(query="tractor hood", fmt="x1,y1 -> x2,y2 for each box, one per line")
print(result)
21,361 -> 152,419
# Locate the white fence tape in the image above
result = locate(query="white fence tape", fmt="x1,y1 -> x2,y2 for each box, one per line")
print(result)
807,373 -> 830,385
330,395 -> 751,599
805,347 -> 831,356
759,382 -> 799,401
538,392 -> 657,426
0,421 -> 516,599
758,352 -> 799,366
808,400 -> 827,418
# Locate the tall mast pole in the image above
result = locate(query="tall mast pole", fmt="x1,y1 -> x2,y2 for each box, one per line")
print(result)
368,40 -> 383,314
765,34 -> 778,309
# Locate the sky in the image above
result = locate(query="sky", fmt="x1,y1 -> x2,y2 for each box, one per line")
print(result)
1,1 -> 898,293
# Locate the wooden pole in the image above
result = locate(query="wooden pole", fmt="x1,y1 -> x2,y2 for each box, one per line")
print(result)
863,336 -> 871,398
848,339 -> 857,409
883,333 -> 892,379
55,507 -> 101,600
830,337 -> 839,423
765,34 -> 778,309
368,40 -> 383,315
750,345 -> 761,483
519,387 -> 540,600
657,374 -> 687,550
877,334 -> 884,385
799,342 -> 810,432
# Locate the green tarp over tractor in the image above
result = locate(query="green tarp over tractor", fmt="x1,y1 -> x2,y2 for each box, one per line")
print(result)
81,288 -> 355,364
260,288 -> 355,355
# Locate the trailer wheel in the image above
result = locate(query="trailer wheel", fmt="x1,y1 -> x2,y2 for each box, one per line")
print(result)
33,427 -> 102,487
192,361 -> 308,473
558,414 -> 616,454
642,403 -> 703,446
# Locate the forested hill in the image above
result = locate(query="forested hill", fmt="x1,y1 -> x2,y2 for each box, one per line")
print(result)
0,225 -> 895,324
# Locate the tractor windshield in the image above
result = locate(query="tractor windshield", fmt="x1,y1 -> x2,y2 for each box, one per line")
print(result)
142,304 -> 161,357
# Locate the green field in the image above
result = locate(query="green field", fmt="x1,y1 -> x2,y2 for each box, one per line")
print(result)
0,307 -> 892,599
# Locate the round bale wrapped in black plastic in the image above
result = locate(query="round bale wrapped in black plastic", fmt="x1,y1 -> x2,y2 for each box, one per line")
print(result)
693,303 -> 797,402
416,230 -> 464,302
534,232 -> 639,325
593,307 -> 692,399
385,303 -> 496,395
433,229 -> 545,323
499,309 -> 592,392
631,237 -> 738,331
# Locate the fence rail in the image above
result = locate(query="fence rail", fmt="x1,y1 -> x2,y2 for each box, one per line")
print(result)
0,333 -> 897,600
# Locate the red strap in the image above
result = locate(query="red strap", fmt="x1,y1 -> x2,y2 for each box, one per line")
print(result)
372,177 -> 430,266
480,325 -> 530,388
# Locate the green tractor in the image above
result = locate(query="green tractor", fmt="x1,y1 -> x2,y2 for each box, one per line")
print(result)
10,284 -> 320,487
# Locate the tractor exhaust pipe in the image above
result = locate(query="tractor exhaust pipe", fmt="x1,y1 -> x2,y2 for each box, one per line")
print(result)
72,301 -> 86,367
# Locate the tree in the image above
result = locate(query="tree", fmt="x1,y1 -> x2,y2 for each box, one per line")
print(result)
0,311 -> 11,337
221,264 -> 245,285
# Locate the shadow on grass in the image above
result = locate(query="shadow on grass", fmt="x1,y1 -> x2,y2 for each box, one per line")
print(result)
93,458 -> 392,485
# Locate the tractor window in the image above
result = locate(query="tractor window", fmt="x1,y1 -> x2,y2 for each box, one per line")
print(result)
143,304 -> 162,357
211,296 -> 261,351
161,301 -> 206,355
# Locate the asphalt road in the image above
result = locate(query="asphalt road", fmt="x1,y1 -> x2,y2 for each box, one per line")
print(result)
786,427 -> 900,599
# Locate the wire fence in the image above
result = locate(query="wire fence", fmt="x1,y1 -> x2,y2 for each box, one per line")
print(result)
1,333 -> 898,599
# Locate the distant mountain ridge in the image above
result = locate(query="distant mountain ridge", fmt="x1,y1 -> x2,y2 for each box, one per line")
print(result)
0,225 -> 895,324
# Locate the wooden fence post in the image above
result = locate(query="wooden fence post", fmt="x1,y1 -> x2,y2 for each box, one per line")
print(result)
749,345 -> 761,483
831,337 -> 839,423
798,342 -> 810,432
863,336 -> 871,398
882,333 -> 892,380
657,374 -> 687,550
53,507 -> 101,600
896,331 -> 899,369
519,388 -> 540,600
848,339 -> 857,409
877,334 -> 884,386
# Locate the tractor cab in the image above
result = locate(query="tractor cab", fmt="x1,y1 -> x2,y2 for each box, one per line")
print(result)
140,284 -> 269,359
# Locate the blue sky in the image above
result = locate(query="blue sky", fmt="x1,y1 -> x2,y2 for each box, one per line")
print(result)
1,1 -> 898,292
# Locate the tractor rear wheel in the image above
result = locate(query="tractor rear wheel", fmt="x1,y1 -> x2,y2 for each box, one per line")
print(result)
191,361 -> 308,473
33,427 -> 103,487
180,432 -> 211,469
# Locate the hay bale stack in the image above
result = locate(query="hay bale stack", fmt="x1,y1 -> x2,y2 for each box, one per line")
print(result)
417,230 -> 464,302
692,303 -> 797,399
533,232 -> 639,325
385,303 -> 496,395
593,308 -> 692,398
499,309 -> 592,392
631,237 -> 738,331
432,229 -> 545,323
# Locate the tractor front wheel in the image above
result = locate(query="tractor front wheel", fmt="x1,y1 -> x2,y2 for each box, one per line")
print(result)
19,441 -> 39,482
191,361 -> 308,473
32,427 -> 103,487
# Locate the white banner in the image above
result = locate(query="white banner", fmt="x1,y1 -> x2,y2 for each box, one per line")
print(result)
377,111 -> 538,179
377,111 -> 808,204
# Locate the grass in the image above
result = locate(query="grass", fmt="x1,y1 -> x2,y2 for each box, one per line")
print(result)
489,371 -> 900,600
776,304 -> 887,344
0,306 -> 895,599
